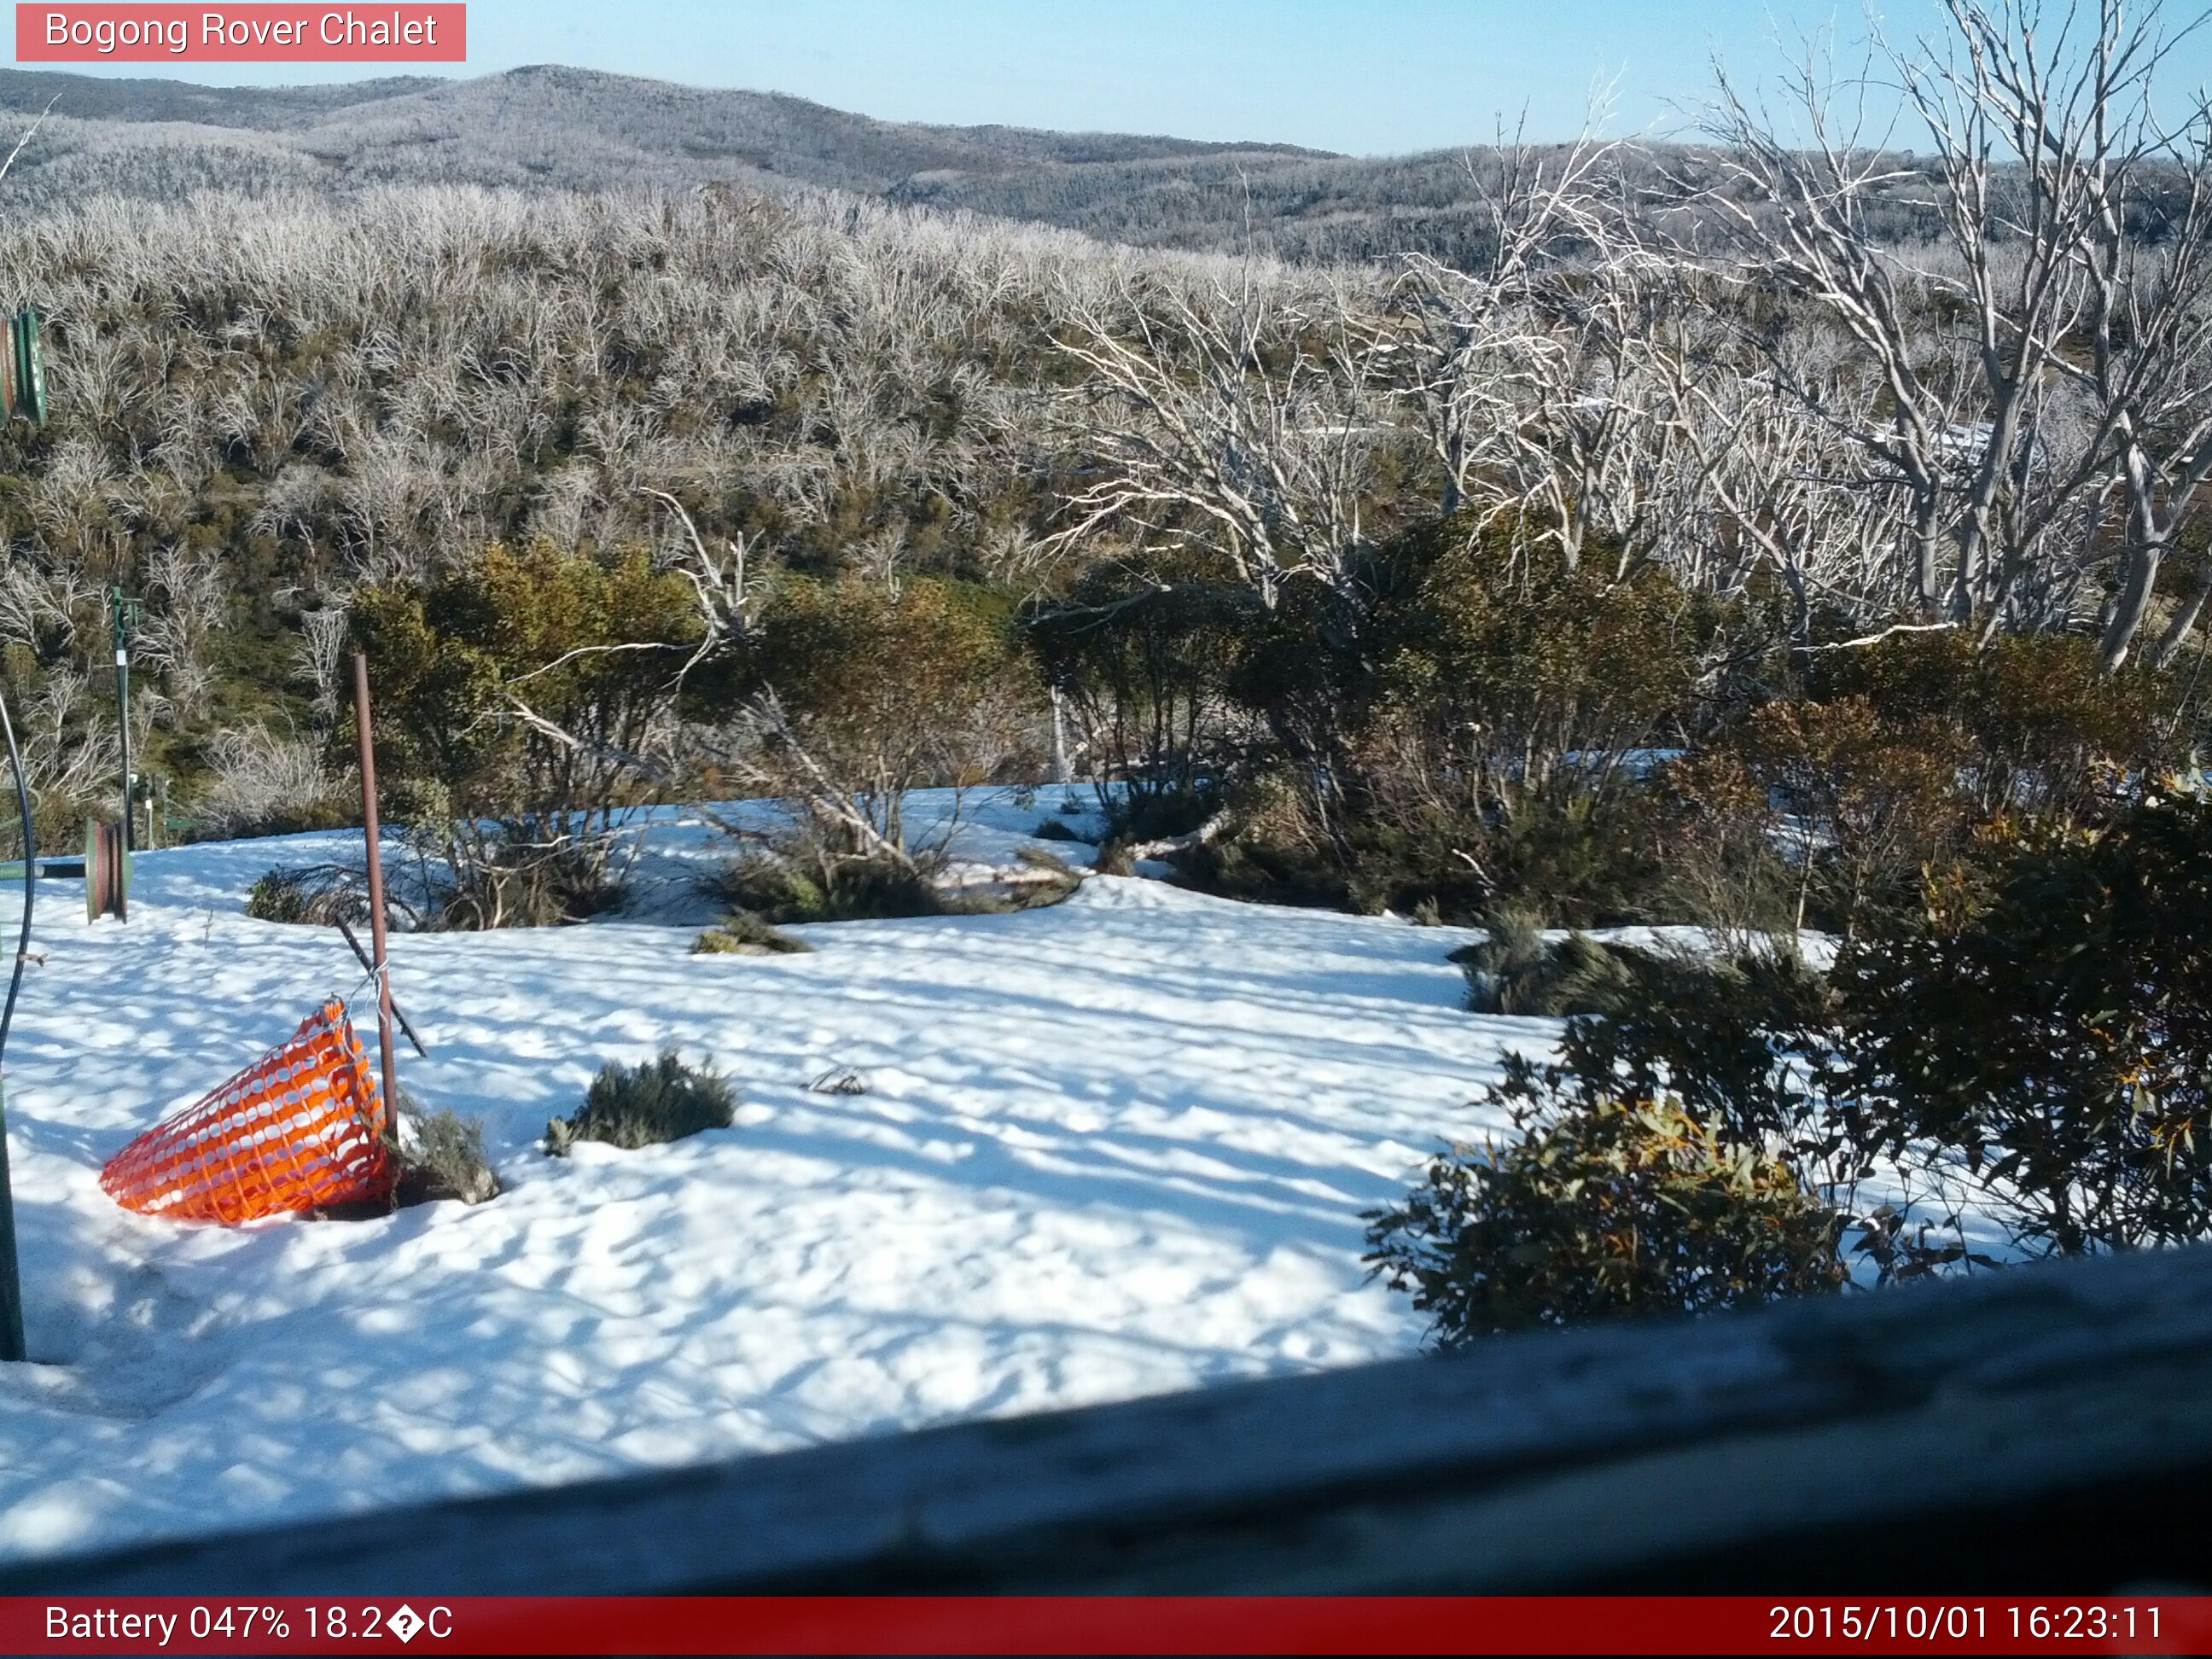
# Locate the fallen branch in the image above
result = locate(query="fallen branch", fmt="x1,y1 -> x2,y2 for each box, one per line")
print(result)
1117,808 -> 1234,864
933,860 -> 1084,893
1794,621 -> 1959,654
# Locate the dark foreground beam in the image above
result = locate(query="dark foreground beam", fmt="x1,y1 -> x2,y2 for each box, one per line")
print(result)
7,1245 -> 2212,1595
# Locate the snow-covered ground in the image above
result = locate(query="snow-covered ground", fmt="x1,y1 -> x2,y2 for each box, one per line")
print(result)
0,789 -> 1551,1563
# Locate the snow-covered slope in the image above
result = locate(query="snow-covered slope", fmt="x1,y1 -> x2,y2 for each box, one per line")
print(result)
0,791 -> 1539,1563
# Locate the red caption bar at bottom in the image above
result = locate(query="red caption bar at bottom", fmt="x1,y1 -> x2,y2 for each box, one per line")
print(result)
6,1596 -> 2212,1656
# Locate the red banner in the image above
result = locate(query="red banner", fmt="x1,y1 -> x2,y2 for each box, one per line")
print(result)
2,1597 -> 2209,1655
15,4 -> 464,62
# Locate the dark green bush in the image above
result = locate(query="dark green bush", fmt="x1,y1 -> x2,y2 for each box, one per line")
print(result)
1371,924 -> 1942,1342
711,846 -> 944,922
1451,911 -> 1641,1017
1365,1091 -> 1848,1343
548,1051 -> 737,1155
1838,793 -> 2212,1254
1022,550 -> 1248,817
1550,944 -> 1848,1155
1663,696 -> 1969,937
247,864 -> 371,927
393,1101 -> 501,1207
1191,538 -> 1726,923
693,911 -> 814,955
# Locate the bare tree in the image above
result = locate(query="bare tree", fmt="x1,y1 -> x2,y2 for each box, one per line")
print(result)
1697,0 -> 2212,667
1389,127 -> 1621,530
1048,265 -> 1394,608
139,545 -> 226,721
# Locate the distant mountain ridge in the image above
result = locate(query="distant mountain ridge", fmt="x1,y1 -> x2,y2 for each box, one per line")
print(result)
0,63 -> 1517,264
0,63 -> 1332,186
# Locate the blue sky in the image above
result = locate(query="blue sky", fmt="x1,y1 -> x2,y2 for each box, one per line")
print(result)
27,2 -> 2212,155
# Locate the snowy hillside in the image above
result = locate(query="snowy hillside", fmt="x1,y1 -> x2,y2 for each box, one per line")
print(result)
0,790 -> 1535,1563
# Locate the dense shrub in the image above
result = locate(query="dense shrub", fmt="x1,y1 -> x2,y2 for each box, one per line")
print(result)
1809,631 -> 2169,822
247,863 -> 373,927
1666,696 -> 1967,936
1839,792 -> 2212,1254
702,577 -> 1039,917
354,540 -> 700,809
547,1051 -> 737,1155
711,844 -> 946,923
1388,792 -> 2212,1313
693,911 -> 814,955
720,575 -> 1034,824
1365,1090 -> 1848,1342
1150,517 -> 1764,924
393,1101 -> 501,1207
1551,944 -> 1851,1160
1023,550 -> 1250,816
352,540 -> 701,928
1452,911 -> 1640,1017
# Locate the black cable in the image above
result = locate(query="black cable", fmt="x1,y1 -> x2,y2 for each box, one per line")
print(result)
0,691 -> 32,1068
0,691 -> 29,1361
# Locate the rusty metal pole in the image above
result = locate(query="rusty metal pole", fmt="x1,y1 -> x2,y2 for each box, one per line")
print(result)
352,652 -> 399,1132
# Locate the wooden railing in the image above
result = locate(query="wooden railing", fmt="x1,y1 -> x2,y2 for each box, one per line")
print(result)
7,1243 -> 2211,1594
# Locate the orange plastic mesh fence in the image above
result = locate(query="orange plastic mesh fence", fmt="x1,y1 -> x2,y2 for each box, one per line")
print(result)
100,999 -> 392,1225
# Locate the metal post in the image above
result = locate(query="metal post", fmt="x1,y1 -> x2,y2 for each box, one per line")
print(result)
351,653 -> 399,1134
110,590 -> 135,855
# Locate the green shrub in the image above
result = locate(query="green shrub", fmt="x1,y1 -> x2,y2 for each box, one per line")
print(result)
350,542 -> 700,931
1214,515 -> 1749,926
1365,1091 -> 1848,1343
247,864 -> 370,927
1665,696 -> 1968,937
711,846 -> 944,923
352,541 -> 701,812
393,1101 -> 501,1207
1435,930 -> 1902,1294
1022,549 -> 1245,816
1838,792 -> 2212,1254
1032,818 -> 1081,841
1551,943 -> 1848,1155
1188,778 -> 1665,928
713,575 -> 1037,853
1810,629 -> 2169,821
693,911 -> 813,955
419,816 -> 628,931
548,1051 -> 737,1155
1452,910 -> 1641,1016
